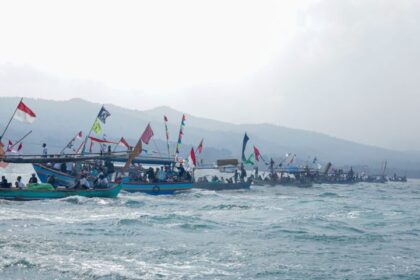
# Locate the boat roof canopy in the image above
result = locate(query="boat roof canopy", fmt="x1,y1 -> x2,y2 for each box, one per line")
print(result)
217,159 -> 239,167
1,152 -> 175,165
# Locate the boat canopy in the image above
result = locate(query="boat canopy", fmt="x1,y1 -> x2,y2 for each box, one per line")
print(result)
217,159 -> 239,167
1,152 -> 174,165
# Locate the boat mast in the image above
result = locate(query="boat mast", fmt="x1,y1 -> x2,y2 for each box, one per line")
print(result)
80,105 -> 103,155
0,97 -> 23,142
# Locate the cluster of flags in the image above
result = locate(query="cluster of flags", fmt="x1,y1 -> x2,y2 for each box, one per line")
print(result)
186,139 -> 204,168
73,106 -> 135,154
0,99 -> 38,167
241,133 -> 264,165
6,140 -> 23,153
92,106 -> 111,135
164,115 -> 170,156
175,114 -> 186,154
122,123 -> 156,172
1,100 -> 37,155
65,131 -> 83,151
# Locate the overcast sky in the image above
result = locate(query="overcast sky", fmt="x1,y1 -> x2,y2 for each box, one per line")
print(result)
0,0 -> 419,151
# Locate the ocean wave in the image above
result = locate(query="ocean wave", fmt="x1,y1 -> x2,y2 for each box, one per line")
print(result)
201,204 -> 251,211
318,192 -> 341,198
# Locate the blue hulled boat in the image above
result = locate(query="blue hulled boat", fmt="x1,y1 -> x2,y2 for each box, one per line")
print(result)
33,163 -> 77,187
120,177 -> 192,195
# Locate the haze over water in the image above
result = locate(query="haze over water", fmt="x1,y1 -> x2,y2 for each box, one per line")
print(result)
0,165 -> 419,279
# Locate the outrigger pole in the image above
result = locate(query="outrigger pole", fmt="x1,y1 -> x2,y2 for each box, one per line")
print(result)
0,97 -> 23,142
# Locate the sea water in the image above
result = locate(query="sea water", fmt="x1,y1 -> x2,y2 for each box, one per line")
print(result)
0,164 -> 419,279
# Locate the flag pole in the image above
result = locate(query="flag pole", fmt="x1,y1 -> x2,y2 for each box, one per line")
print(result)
152,139 -> 162,157
112,139 -> 120,152
175,114 -> 186,159
81,105 -> 103,155
164,116 -> 170,157
7,130 -> 32,151
60,132 -> 79,154
0,97 -> 23,142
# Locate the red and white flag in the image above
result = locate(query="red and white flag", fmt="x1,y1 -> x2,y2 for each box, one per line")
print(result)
197,139 -> 204,154
119,137 -> 131,149
88,136 -> 118,144
77,131 -> 83,139
6,140 -> 23,153
6,140 -> 13,152
188,147 -> 197,167
14,101 -> 36,123
141,123 -> 154,144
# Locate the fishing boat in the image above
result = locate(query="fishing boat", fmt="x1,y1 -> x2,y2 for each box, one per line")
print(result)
252,165 -> 313,188
0,184 -> 121,200
193,181 -> 251,191
32,154 -> 175,188
388,174 -> 407,182
120,177 -> 192,195
253,178 -> 312,188
33,163 -> 78,187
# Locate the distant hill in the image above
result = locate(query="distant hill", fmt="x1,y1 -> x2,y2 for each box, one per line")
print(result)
1,97 -> 419,177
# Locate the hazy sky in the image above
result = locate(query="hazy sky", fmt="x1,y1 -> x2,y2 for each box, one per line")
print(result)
0,0 -> 419,151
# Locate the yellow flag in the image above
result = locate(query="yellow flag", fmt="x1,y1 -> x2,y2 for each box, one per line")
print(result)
92,119 -> 102,135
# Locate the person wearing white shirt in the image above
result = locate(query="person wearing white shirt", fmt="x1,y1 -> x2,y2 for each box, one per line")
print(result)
79,175 -> 91,189
42,143 -> 48,157
15,176 -> 25,189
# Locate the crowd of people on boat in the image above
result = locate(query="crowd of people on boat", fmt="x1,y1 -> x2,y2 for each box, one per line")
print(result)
0,173 -> 39,189
126,163 -> 192,184
196,163 -> 251,184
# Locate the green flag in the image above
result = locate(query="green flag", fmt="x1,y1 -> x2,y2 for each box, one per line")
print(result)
245,153 -> 255,165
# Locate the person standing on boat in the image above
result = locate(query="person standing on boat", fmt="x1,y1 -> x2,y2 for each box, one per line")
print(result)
42,143 -> 48,157
15,176 -> 25,189
234,169 -> 239,183
157,167 -> 166,182
29,173 -> 38,184
240,163 -> 247,183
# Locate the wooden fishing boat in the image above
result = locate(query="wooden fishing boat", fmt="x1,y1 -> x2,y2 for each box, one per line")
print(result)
193,181 -> 251,191
0,184 -> 122,200
32,152 -> 176,188
120,177 -> 193,195
33,163 -> 78,187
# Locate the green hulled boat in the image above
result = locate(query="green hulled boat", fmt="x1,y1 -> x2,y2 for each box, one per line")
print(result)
0,184 -> 122,201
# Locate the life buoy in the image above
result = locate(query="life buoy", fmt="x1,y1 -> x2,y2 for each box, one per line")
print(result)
152,186 -> 160,194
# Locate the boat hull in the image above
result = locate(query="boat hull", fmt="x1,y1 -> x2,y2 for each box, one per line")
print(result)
121,178 -> 192,195
32,164 -> 76,187
252,179 -> 313,188
0,185 -> 122,201
193,181 -> 251,191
